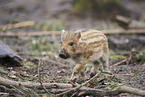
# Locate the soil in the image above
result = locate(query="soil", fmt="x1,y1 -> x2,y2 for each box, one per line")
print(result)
0,0 -> 145,96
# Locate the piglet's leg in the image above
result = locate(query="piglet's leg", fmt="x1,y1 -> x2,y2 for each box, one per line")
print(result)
100,54 -> 109,72
71,63 -> 85,81
90,62 -> 100,78
71,59 -> 88,81
80,68 -> 87,80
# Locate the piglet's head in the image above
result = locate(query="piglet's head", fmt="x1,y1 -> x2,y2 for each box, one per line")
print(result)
59,30 -> 81,59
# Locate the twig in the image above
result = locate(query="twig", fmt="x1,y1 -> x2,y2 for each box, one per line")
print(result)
0,68 -> 8,74
111,49 -> 138,67
10,85 -> 24,95
115,74 -> 134,77
28,57 -> 68,67
68,79 -> 78,87
101,71 -> 113,75
0,92 -> 9,95
56,72 -> 102,96
0,21 -> 35,31
126,54 -> 132,65
111,58 -> 128,67
37,59 -> 51,95
70,92 -> 78,97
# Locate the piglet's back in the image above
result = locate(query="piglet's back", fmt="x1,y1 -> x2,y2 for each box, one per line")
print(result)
77,29 -> 107,52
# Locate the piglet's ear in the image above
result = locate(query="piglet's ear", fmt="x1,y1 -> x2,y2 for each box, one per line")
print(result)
75,30 -> 81,39
62,30 -> 65,34
61,30 -> 65,40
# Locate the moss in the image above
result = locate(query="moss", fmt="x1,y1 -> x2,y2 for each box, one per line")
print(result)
109,82 -> 125,89
23,61 -> 37,69
109,50 -> 127,60
110,55 -> 126,60
15,6 -> 26,12
0,68 -> 8,74
72,0 -> 120,13
10,20 -> 19,24
136,50 -> 145,62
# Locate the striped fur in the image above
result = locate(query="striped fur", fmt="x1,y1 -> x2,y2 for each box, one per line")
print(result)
59,29 -> 109,81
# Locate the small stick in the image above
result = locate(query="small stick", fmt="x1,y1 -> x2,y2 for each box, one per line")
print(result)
10,85 -> 25,95
0,21 -> 35,31
115,74 -> 134,77
111,58 -> 128,67
37,59 -> 52,95
29,57 -> 67,67
0,92 -> 9,95
57,72 -> 102,96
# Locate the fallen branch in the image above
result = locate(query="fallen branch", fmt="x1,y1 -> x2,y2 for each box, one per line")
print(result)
1,29 -> 145,37
38,86 -> 145,96
116,15 -> 145,29
0,76 -> 72,89
0,76 -> 144,96
0,21 -> 35,31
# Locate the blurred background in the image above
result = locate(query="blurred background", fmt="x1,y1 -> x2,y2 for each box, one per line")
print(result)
0,0 -> 145,31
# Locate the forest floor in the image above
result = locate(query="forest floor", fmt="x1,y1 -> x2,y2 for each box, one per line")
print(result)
0,34 -> 145,96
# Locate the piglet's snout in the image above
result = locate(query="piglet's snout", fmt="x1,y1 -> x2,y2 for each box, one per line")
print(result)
59,50 -> 70,59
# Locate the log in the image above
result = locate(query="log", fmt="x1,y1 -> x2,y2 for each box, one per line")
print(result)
0,76 -> 145,96
0,76 -> 72,89
0,21 -> 35,31
0,29 -> 145,37
116,15 -> 145,29
0,40 -> 22,67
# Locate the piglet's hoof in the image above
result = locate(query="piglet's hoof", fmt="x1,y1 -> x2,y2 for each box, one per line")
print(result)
70,77 -> 77,83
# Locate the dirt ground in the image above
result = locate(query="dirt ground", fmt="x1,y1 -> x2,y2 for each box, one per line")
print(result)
0,0 -> 145,96
0,34 -> 145,96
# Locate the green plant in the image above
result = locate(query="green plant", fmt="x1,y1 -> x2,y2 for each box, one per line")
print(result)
109,50 -> 127,60
38,19 -> 64,31
136,50 -> 145,62
72,0 -> 119,13
27,36 -> 60,57
109,82 -> 125,89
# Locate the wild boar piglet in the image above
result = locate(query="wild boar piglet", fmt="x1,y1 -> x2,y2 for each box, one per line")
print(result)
59,29 -> 109,81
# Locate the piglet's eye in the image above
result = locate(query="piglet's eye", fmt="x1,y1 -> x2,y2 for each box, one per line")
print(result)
60,42 -> 62,46
68,42 -> 75,46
